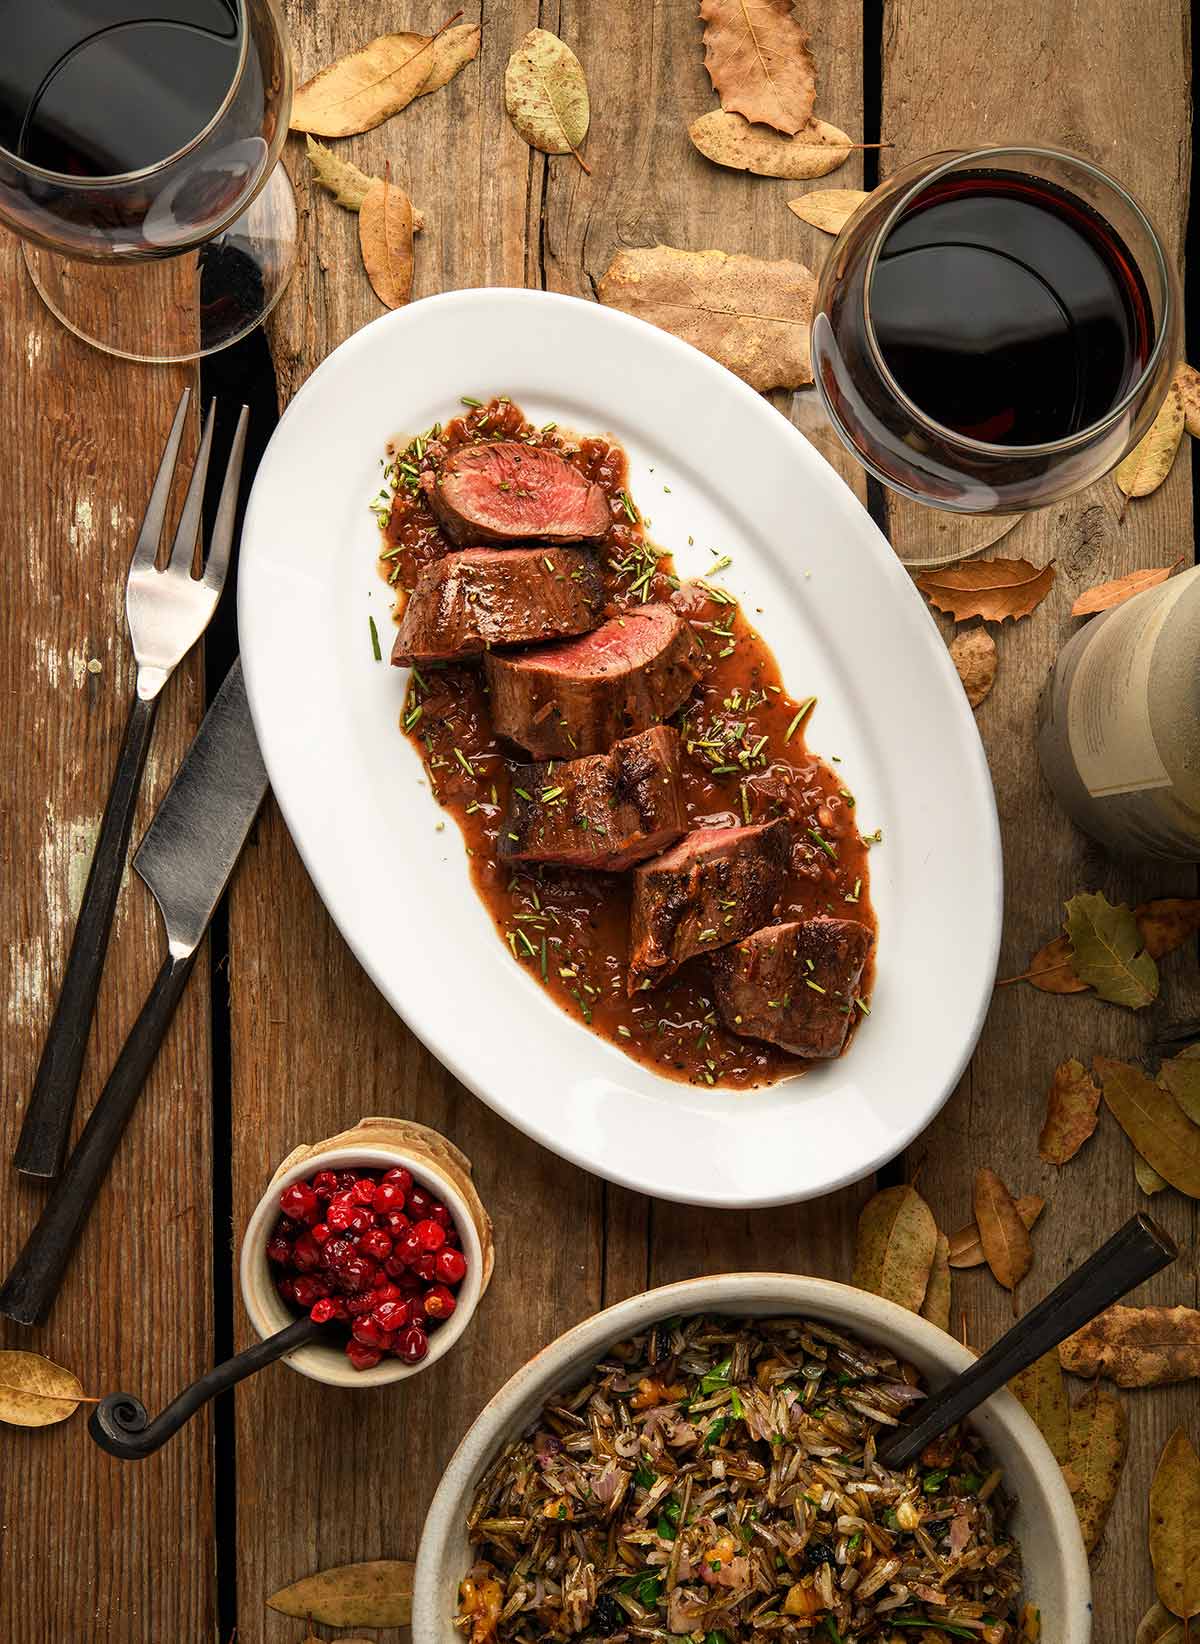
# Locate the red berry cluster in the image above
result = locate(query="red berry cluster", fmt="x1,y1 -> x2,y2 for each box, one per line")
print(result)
268,1165 -> 468,1371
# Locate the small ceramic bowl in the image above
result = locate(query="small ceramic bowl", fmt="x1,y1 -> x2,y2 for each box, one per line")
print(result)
240,1116 -> 494,1389
414,1274 -> 1091,1643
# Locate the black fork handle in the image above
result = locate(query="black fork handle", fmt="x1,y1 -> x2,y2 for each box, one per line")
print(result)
15,690 -> 161,1181
0,948 -> 197,1328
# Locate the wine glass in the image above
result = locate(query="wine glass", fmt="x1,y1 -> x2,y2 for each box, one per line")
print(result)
810,146 -> 1180,513
0,0 -> 296,363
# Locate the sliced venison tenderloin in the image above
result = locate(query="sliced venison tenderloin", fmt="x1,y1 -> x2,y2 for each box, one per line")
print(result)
499,726 -> 687,872
627,819 -> 790,994
484,604 -> 704,760
422,441 -> 610,546
390,547 -> 604,666
711,917 -> 873,1059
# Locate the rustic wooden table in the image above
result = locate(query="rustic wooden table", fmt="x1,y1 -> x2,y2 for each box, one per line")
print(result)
2,2 -> 1197,1639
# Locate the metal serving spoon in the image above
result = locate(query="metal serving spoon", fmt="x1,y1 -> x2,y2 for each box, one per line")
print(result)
877,1212 -> 1178,1469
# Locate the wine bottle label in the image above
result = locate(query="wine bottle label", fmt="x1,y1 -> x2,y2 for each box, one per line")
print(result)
1064,575 -> 1192,797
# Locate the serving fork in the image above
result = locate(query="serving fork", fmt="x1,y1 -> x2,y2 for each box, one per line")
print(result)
14,390 -> 248,1181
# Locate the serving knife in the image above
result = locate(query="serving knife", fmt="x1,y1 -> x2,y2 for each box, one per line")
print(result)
0,659 -> 267,1328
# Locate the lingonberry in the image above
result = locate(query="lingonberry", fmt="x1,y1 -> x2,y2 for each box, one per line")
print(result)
309,1297 -> 339,1324
405,1185 -> 434,1219
410,1252 -> 438,1282
372,1282 -> 402,1304
352,1314 -> 383,1346
327,1200 -> 371,1236
334,1169 -> 358,1193
290,1231 -> 321,1272
373,1181 -> 407,1214
373,1299 -> 411,1333
436,1246 -> 468,1285
310,1221 -> 332,1247
413,1217 -> 446,1252
428,1201 -> 452,1228
336,1254 -> 380,1293
383,1166 -> 413,1193
350,1177 -> 378,1206
379,1209 -> 411,1238
279,1181 -> 319,1223
383,1255 -> 408,1279
319,1236 -> 355,1271
311,1169 -> 340,1199
358,1228 -> 393,1262
346,1340 -> 382,1371
423,1283 -> 457,1321
345,1290 -> 378,1315
266,1234 -> 291,1266
276,1278 -> 297,1303
395,1324 -> 429,1364
291,1275 -> 327,1308
396,1228 -> 424,1266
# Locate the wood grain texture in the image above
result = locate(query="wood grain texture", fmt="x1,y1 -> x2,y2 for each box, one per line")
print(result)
879,2 -> 1198,1634
0,236 -> 213,1640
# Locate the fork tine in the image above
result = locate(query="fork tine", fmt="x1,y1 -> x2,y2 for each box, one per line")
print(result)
130,387 -> 191,573
167,399 -> 217,575
202,404 -> 249,593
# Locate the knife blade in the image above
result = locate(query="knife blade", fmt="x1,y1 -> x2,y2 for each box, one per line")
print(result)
135,656 -> 267,956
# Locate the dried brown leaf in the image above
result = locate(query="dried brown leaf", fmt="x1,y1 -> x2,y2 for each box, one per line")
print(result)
504,29 -> 590,169
267,1560 -> 414,1627
1068,1383 -> 1128,1554
1115,381 -> 1185,505
690,110 -> 861,180
919,1232 -> 952,1331
420,22 -> 482,96
851,1185 -> 938,1313
699,0 -> 817,135
358,175 -> 414,310
916,556 -> 1055,623
1066,891 -> 1158,1008
1135,1154 -> 1171,1195
1060,1304 -> 1200,1388
786,189 -> 870,234
997,933 -> 1089,994
1159,1053 -> 1200,1125
305,135 -> 378,210
1136,897 -> 1200,961
948,626 -> 997,709
1136,1601 -> 1186,1644
973,1167 -> 1033,1294
598,244 -> 815,392
291,32 -> 435,137
1096,1055 -> 1200,1197
948,1195 -> 1044,1268
1071,557 -> 1183,616
1038,1057 -> 1101,1165
1010,1347 -> 1069,1466
0,1350 -> 90,1427
1149,1427 -> 1200,1619
1175,361 -> 1200,438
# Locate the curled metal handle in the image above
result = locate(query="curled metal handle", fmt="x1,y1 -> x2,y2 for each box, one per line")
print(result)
89,1317 -> 320,1460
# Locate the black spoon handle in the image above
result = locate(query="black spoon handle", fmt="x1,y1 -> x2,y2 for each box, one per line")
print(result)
878,1212 -> 1178,1469
0,948 -> 198,1329
90,1318 -> 321,1460
15,690 -> 161,1181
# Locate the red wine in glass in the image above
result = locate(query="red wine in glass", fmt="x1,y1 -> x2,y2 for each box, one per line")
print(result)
812,147 -> 1179,512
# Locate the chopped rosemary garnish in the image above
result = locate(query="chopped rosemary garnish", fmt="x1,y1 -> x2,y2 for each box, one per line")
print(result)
368,615 -> 381,661
807,827 -> 838,862
785,697 -> 817,741
461,395 -> 483,407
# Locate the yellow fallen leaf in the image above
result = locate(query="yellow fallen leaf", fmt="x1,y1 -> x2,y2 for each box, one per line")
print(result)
974,1167 -> 1033,1294
1068,1383 -> 1127,1554
948,626 -> 997,709
787,189 -> 870,234
948,1195 -> 1044,1267
1065,891 -> 1158,1007
1149,1427 -> 1200,1619
268,1560 -> 414,1627
690,110 -> 863,180
598,244 -> 815,392
1010,1347 -> 1069,1466
1137,1602 -> 1186,1644
291,32 -> 436,138
358,174 -> 414,310
1173,361 -> 1200,438
1038,1057 -> 1101,1165
699,0 -> 817,135
851,1184 -> 938,1312
1159,1051 -> 1200,1125
1115,381 -> 1185,508
919,1231 -> 952,1331
419,22 -> 482,96
0,1349 -> 92,1428
504,28 -> 590,171
1071,557 -> 1183,616
996,933 -> 1089,994
1096,1055 -> 1200,1197
1135,1153 -> 1171,1195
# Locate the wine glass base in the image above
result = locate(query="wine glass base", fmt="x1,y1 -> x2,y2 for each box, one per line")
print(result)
22,162 -> 297,364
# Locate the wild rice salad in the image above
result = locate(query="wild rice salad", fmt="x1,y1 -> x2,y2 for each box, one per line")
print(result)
457,1316 -> 1031,1644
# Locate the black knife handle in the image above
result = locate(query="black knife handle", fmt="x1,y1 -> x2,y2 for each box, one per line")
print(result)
15,690 -> 161,1181
90,1318 -> 321,1460
0,947 -> 198,1328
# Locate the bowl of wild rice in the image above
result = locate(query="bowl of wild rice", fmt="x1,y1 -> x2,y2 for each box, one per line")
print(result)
414,1276 -> 1089,1644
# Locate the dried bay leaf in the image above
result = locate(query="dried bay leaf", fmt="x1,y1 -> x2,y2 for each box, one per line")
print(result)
1159,1053 -> 1200,1124
919,1232 -> 952,1331
1071,557 -> 1183,616
268,1560 -> 414,1627
1175,361 -> 1200,438
1010,1347 -> 1069,1465
998,933 -> 1089,994
419,22 -> 482,96
787,189 -> 871,234
358,175 -> 414,310
948,1195 -> 1044,1268
1096,1056 -> 1200,1196
699,0 -> 817,135
1136,897 -> 1200,961
505,29 -> 590,170
1065,891 -> 1158,1007
598,245 -> 815,392
1068,1384 -> 1128,1554
974,1167 -> 1033,1294
690,110 -> 860,180
1137,1602 -> 1186,1644
1135,1154 -> 1171,1195
0,1349 -> 90,1427
291,32 -> 435,137
1060,1304 -> 1200,1388
1115,381 -> 1185,506
1038,1058 -> 1101,1165
1149,1428 -> 1200,1619
851,1184 -> 938,1312
948,626 -> 997,709
916,556 -> 1055,623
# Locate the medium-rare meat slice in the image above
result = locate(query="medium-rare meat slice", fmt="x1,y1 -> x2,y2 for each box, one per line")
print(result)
391,548 -> 604,666
484,604 -> 704,759
499,727 -> 687,872
422,442 -> 610,546
711,917 -> 873,1059
627,819 -> 790,994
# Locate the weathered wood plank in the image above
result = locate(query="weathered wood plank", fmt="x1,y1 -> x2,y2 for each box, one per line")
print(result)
879,4 -> 1198,1635
0,238 -> 213,1639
